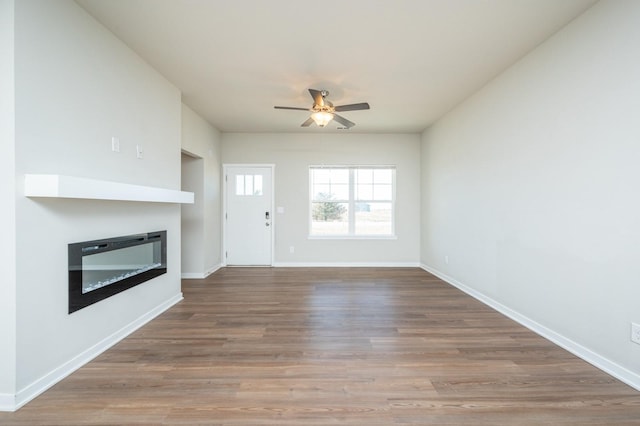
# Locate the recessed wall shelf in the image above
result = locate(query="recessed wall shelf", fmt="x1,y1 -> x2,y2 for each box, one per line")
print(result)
24,174 -> 194,204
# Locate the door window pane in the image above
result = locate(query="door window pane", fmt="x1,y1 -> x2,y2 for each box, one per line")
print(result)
245,176 -> 253,195
254,175 -> 263,195
235,175 -> 245,195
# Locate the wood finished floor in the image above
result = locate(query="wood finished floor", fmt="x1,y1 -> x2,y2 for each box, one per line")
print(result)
2,267 -> 639,425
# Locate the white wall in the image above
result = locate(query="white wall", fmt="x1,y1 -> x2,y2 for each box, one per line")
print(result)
222,133 -> 421,265
0,0 -> 17,405
421,0 -> 640,387
181,152 -> 205,275
11,0 -> 183,407
181,104 -> 223,277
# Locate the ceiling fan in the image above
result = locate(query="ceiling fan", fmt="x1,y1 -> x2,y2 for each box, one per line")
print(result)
274,89 -> 370,129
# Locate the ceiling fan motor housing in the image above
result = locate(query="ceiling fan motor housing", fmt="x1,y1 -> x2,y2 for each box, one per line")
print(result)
313,103 -> 334,113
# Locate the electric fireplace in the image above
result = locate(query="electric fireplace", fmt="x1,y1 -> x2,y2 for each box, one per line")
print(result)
68,231 -> 167,313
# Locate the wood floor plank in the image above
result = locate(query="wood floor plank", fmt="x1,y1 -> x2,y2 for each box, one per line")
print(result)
1,267 -> 639,425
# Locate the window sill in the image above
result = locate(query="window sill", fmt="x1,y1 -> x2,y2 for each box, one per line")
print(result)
308,235 -> 398,240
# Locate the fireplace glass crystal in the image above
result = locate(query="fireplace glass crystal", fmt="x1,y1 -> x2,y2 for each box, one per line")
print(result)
81,240 -> 162,294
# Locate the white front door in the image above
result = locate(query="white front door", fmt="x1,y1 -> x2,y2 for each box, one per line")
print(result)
224,165 -> 273,265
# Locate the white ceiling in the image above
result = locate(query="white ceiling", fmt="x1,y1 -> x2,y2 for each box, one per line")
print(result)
77,0 -> 597,134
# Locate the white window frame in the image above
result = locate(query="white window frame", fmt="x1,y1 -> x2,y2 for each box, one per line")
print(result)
309,165 -> 397,239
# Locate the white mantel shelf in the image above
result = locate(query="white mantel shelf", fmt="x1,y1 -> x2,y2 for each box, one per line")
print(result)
24,174 -> 194,204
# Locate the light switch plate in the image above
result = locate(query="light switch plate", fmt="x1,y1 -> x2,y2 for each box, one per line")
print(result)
632,323 -> 640,345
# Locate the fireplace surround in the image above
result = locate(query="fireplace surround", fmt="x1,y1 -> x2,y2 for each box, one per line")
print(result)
68,231 -> 167,313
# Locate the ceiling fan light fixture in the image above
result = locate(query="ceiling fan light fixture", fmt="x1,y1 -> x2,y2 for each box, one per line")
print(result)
311,111 -> 333,127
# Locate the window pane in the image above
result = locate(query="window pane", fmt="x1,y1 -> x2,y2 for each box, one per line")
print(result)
331,183 -> 349,200
245,175 -> 253,195
356,169 -> 373,184
253,175 -> 263,196
313,169 -> 332,184
235,175 -> 245,195
331,169 -> 349,184
355,202 -> 392,235
356,184 -> 373,200
373,169 -> 393,184
312,168 -> 349,183
373,184 -> 392,201
311,169 -> 349,200
312,184 -> 331,200
311,202 -> 349,235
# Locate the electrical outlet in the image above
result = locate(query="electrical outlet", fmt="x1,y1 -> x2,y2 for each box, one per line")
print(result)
111,137 -> 120,152
632,323 -> 640,345
136,144 -> 143,159
445,255 -> 449,265
289,246 -> 295,254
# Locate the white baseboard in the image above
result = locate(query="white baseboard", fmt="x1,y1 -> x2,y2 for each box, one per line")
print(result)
205,264 -> 222,277
181,272 -> 204,279
6,293 -> 183,412
0,393 -> 15,412
181,263 -> 222,279
273,262 -> 421,268
420,263 -> 640,392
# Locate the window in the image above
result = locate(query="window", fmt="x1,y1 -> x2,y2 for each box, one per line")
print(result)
310,166 -> 395,237
235,174 -> 263,196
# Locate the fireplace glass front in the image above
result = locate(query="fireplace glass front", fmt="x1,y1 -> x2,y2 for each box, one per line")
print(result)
68,231 -> 167,313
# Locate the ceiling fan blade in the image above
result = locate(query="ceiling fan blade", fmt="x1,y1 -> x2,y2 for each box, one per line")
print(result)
334,102 -> 370,112
301,117 -> 314,127
333,114 -> 355,129
308,89 -> 325,107
274,106 -> 310,111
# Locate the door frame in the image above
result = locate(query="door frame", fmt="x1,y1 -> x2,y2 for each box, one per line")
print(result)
222,163 -> 275,266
